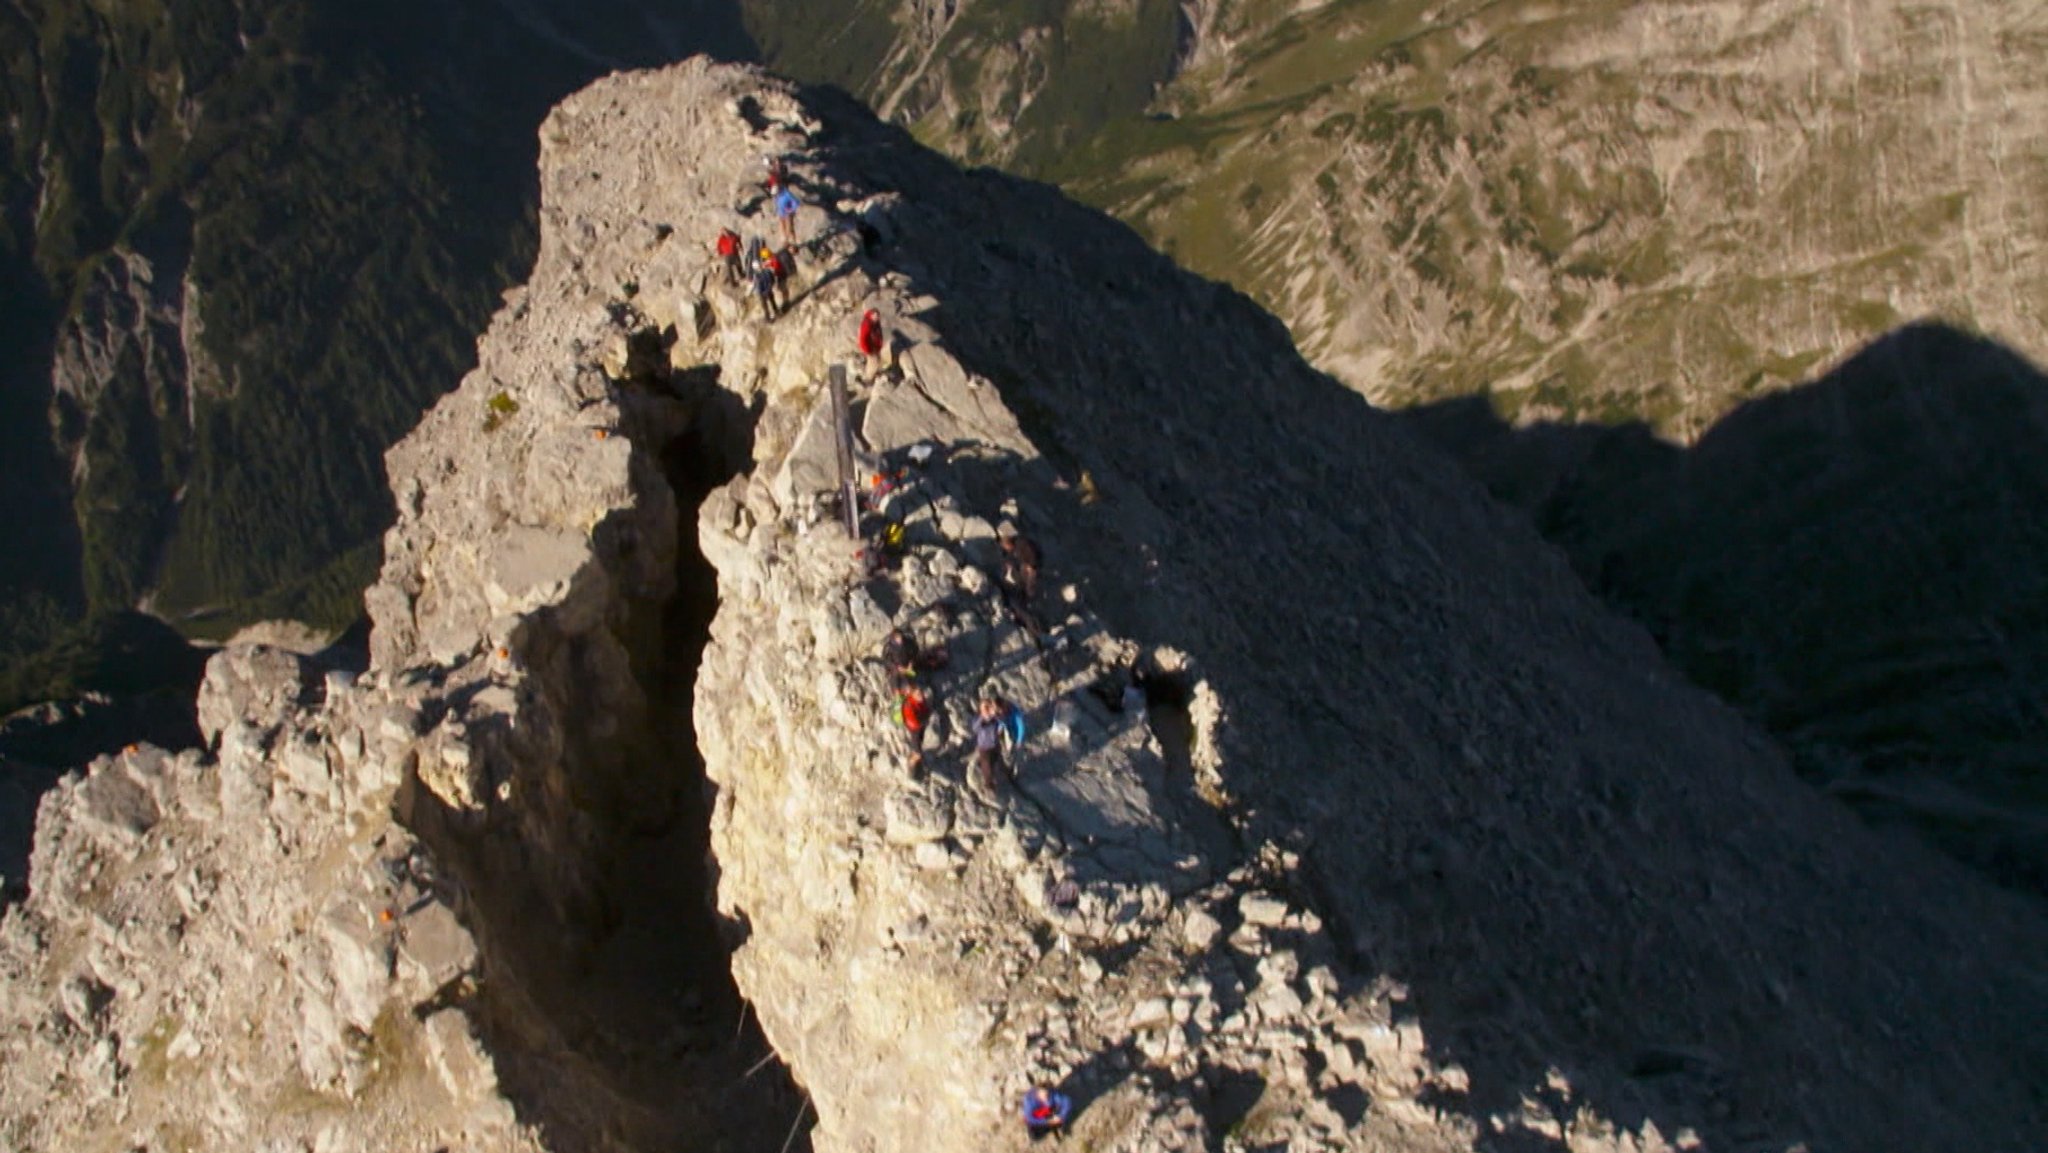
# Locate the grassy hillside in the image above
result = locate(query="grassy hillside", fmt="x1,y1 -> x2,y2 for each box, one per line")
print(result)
781,0 -> 2044,435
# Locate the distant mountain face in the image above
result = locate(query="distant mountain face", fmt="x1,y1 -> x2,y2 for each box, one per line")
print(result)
0,0 -> 753,707
757,0 -> 2047,430
1095,0 -> 2047,426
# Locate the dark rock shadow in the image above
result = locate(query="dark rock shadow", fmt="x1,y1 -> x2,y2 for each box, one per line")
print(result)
407,356 -> 808,1153
1058,1037 -> 1140,1122
1399,323 -> 2048,900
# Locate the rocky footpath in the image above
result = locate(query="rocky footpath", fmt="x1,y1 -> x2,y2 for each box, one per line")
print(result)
3,57 -> 2047,1153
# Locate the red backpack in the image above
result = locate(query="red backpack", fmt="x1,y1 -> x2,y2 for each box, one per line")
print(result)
899,692 -> 931,734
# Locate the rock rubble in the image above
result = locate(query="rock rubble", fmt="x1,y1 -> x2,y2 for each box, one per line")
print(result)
0,643 -> 531,1152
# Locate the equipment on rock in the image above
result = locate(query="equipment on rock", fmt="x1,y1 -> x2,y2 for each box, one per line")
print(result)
865,467 -> 908,514
898,687 -> 931,734
1021,1087 -> 1071,1137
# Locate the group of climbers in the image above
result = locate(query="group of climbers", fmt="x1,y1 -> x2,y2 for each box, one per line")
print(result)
711,141 -> 1080,1147
716,225 -> 798,320
885,589 -> 1038,794
707,154 -> 811,322
854,446 -> 1055,801
707,156 -> 900,347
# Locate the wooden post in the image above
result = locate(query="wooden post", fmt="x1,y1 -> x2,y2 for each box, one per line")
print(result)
829,363 -> 860,540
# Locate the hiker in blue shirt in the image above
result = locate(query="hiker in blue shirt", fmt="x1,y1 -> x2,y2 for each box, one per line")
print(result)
751,263 -> 779,321
970,696 -> 1024,795
1021,1087 -> 1071,1139
774,187 -> 801,246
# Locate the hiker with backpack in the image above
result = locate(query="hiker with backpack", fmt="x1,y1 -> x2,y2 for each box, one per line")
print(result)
751,263 -> 779,321
881,625 -> 948,691
862,518 -> 909,577
896,684 -> 934,774
997,522 -> 1041,604
997,521 -> 1049,643
758,244 -> 791,312
882,627 -> 921,690
715,228 -> 743,284
970,696 -> 1025,796
1020,1087 -> 1072,1141
857,308 -> 886,380
774,243 -> 800,297
774,186 -> 801,246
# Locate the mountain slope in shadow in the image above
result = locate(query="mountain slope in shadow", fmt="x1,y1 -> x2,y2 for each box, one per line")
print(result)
1406,323 -> 2048,898
785,83 -> 2048,1152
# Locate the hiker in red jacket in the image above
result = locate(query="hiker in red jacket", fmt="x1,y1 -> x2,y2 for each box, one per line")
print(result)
897,685 -> 934,774
857,308 -> 886,380
715,228 -> 742,284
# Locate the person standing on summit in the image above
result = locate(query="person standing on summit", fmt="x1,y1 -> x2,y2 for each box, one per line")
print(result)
774,186 -> 801,247
715,227 -> 742,284
997,521 -> 1048,644
971,696 -> 1023,796
857,308 -> 886,380
751,263 -> 780,322
998,521 -> 1041,606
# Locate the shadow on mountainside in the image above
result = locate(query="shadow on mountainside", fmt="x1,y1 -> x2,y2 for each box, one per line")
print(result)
786,85 -> 2048,1153
1399,324 -> 2048,901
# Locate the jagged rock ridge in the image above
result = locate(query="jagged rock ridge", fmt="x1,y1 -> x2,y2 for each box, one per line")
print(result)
3,58 -> 2046,1153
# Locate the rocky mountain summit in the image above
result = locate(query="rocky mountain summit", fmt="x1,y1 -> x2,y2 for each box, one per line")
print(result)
3,59 -> 2045,1153
743,0 -> 2048,894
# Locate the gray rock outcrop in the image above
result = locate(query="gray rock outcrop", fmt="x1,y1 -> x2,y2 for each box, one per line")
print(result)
0,645 -> 531,1152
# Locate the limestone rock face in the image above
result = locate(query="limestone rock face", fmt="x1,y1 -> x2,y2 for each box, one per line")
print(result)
4,57 -> 2047,1153
0,646 -> 531,1152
